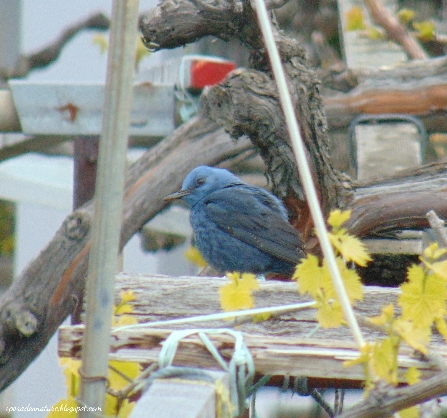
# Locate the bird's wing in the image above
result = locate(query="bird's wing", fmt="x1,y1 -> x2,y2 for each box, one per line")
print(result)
203,188 -> 305,264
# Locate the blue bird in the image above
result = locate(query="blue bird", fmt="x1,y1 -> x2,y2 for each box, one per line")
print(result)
164,166 -> 305,276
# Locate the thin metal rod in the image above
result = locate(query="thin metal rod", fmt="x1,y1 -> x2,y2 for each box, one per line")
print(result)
78,0 -> 139,415
253,0 -> 366,349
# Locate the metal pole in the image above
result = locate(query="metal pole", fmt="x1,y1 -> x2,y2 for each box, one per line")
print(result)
78,0 -> 139,415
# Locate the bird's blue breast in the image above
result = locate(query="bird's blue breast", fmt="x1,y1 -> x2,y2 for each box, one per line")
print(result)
190,206 -> 273,273
188,186 -> 296,274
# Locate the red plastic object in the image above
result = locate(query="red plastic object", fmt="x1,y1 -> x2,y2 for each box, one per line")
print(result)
190,60 -> 236,88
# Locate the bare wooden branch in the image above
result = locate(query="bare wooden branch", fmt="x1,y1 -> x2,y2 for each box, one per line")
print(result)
347,163 -> 447,236
0,135 -> 69,162
339,374 -> 447,418
0,117 -> 252,392
364,0 -> 428,60
323,56 -> 447,132
139,0 -> 263,51
0,12 -> 110,81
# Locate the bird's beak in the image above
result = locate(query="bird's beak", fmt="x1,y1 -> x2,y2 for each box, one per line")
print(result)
163,189 -> 191,202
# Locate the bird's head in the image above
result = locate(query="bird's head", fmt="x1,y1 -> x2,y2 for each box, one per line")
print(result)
164,165 -> 242,207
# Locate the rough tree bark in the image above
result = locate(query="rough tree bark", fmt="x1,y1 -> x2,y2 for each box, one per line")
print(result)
0,0 -> 446,394
140,0 -> 446,235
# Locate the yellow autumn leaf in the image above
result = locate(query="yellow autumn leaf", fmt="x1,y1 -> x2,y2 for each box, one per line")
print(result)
114,303 -> 134,316
121,290 -> 136,303
343,343 -> 374,392
393,318 -> 429,354
429,259 -> 447,280
184,245 -> 208,268
135,37 -> 150,69
316,299 -> 344,328
92,33 -> 108,54
369,303 -> 395,327
219,272 -> 259,312
320,258 -> 363,304
113,290 -> 136,320
345,6 -> 366,31
399,265 -> 447,329
47,397 -> 79,417
344,344 -> 370,368
227,272 -> 259,291
344,343 -> 371,368
104,394 -> 120,417
433,247 -> 447,260
104,362 -> 140,416
117,399 -> 136,418
112,314 -> 138,327
327,209 -> 352,230
253,312 -> 272,322
59,357 -> 81,376
371,337 -> 398,384
59,358 -> 81,397
328,232 -> 372,267
295,255 -> 362,328
109,360 -> 141,390
423,242 -> 446,260
0,235 -> 14,255
405,366 -> 420,385
293,254 -> 327,298
339,261 -> 364,303
398,8 -> 415,24
367,26 -> 385,41
413,20 -> 436,41
398,406 -> 420,418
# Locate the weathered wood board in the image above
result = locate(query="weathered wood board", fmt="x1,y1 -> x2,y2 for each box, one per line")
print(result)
58,273 -> 447,388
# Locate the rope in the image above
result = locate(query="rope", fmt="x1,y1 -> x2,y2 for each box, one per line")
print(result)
155,328 -> 256,416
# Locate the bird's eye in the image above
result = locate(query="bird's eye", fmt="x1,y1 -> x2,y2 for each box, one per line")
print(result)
196,177 -> 205,186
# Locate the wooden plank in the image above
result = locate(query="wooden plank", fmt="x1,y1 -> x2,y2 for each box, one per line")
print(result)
8,81 -> 175,137
58,274 -> 447,388
337,0 -> 407,69
355,122 -> 423,181
59,325 -> 445,385
130,371 -> 230,418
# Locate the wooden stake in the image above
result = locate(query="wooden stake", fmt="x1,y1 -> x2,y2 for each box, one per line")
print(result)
78,0 -> 139,415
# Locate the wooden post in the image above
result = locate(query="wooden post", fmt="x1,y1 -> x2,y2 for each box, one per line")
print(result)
78,0 -> 139,415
